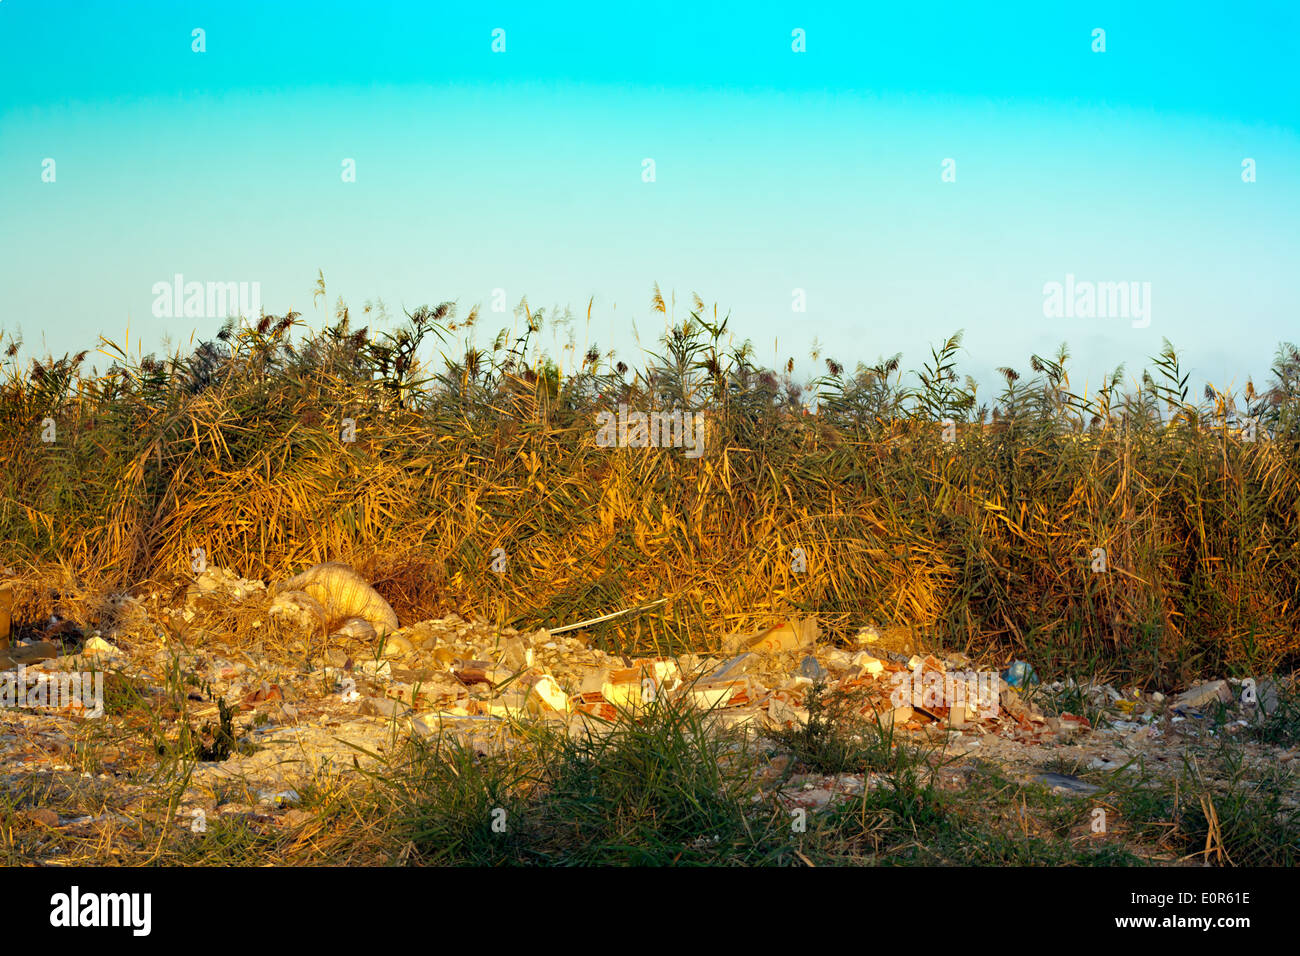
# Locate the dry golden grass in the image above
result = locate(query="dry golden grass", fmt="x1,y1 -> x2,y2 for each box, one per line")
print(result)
2,305 -> 1298,684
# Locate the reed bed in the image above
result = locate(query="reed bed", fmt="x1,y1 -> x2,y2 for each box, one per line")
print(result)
2,292 -> 1298,686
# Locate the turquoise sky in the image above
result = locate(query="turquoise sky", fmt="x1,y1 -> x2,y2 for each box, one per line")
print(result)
2,1 -> 1297,397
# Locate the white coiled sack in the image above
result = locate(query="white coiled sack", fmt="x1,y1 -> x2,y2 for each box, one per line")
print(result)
271,562 -> 399,639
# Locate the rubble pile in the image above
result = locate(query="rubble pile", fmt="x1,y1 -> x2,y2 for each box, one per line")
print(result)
1,565 -> 1296,825
287,611 -> 1088,745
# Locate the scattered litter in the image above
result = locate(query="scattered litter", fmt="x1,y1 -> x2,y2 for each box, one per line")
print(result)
723,618 -> 818,654
1034,772 -> 1101,796
1002,660 -> 1039,688
5,565 -> 1296,846
798,656 -> 828,681
258,789 -> 302,806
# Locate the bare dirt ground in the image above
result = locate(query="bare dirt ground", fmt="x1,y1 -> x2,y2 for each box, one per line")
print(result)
3,567 -> 1297,865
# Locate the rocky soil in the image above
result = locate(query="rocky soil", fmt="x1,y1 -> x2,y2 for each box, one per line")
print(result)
1,567 -> 1296,863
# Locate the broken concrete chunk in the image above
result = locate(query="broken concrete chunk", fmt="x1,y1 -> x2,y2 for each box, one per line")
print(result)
887,704 -> 914,727
691,682 -> 739,710
526,675 -> 569,715
821,648 -> 859,672
379,634 -> 414,657
354,659 -> 391,679
324,647 -> 351,669
1255,677 -> 1280,715
643,658 -> 681,689
470,690 -> 525,718
578,667 -> 611,696
999,686 -> 1032,720
571,692 -> 618,721
81,635 -> 122,658
498,636 -> 534,671
1174,680 -> 1232,711
453,661 -> 496,686
359,696 -> 410,720
768,696 -> 809,727
692,675 -> 761,709
850,651 -> 885,678
601,672 -> 645,709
